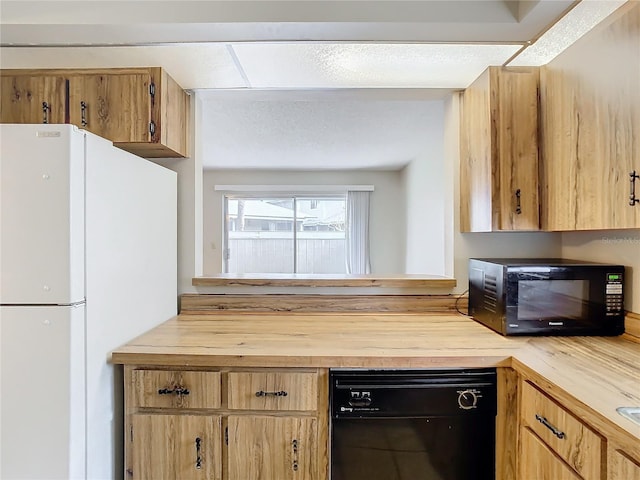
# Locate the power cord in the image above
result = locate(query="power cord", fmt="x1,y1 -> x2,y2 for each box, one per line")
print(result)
455,289 -> 471,316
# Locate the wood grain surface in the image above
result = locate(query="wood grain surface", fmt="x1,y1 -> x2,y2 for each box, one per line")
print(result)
131,369 -> 222,409
513,336 -> 640,457
0,74 -> 66,124
130,413 -> 222,480
110,313 -> 523,368
68,72 -> 151,143
111,311 -> 640,453
0,67 -> 189,158
608,448 -> 640,480
540,2 -> 640,230
625,311 -> 640,342
180,294 -> 468,313
460,66 -> 540,232
520,380 -> 603,479
227,371 -> 318,411
520,427 -> 581,480
192,273 -> 456,288
496,367 -> 519,480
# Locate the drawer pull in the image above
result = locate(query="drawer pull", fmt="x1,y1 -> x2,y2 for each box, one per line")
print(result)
157,387 -> 190,396
42,102 -> 51,124
515,189 -> 522,214
535,414 -> 565,439
195,437 -> 202,469
630,171 -> 640,206
255,390 -> 288,397
80,101 -> 88,127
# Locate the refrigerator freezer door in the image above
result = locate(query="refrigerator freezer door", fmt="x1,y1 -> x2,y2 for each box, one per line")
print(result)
0,124 -> 85,305
0,304 -> 86,479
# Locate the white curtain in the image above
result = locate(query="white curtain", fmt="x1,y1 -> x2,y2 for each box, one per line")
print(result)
345,191 -> 371,274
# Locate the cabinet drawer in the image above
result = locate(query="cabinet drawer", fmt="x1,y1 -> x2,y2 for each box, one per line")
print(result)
227,371 -> 318,411
132,369 -> 221,409
521,381 -> 602,479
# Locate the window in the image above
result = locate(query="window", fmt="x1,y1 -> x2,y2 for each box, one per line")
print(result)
224,195 -> 347,274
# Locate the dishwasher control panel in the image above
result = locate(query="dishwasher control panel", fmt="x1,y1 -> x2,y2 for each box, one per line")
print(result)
331,368 -> 497,418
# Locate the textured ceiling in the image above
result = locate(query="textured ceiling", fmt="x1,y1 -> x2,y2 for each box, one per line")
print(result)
0,0 -> 628,169
199,90 -> 447,170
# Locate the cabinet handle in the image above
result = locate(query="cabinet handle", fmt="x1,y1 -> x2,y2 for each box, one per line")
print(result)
515,189 -> 522,215
292,439 -> 299,471
630,171 -> 639,206
195,437 -> 202,470
535,414 -> 565,439
80,101 -> 88,127
255,390 -> 288,397
157,387 -> 190,396
42,102 -> 50,124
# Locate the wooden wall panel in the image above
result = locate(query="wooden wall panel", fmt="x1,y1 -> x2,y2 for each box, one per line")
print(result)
179,294 -> 468,314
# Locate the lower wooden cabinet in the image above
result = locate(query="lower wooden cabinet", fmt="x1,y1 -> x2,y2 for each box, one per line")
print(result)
518,376 -> 640,480
124,367 -> 326,480
227,415 -> 317,480
520,427 -> 581,480
608,448 -> 640,480
130,414 -> 222,480
519,380 -> 602,479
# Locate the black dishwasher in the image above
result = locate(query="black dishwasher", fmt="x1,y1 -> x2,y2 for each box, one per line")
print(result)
330,368 -> 497,480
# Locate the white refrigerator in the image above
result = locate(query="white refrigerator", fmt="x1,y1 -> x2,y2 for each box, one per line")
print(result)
0,124 -> 177,479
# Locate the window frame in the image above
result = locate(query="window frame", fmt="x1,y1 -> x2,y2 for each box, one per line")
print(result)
223,193 -> 347,274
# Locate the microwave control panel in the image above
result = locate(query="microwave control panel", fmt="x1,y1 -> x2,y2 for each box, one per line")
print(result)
605,273 -> 624,314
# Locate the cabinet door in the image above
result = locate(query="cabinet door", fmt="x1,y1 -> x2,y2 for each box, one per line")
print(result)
494,68 -> 540,231
520,428 -> 581,480
609,449 -> 640,480
130,414 -> 222,480
540,4 -> 640,230
460,66 -> 540,232
68,73 -> 152,143
1,75 -> 66,124
227,415 -> 317,480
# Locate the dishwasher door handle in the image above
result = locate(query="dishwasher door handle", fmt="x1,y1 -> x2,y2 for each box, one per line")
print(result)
348,397 -> 373,407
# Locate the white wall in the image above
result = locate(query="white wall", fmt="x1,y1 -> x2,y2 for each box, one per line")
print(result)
562,231 -> 640,313
202,169 -> 405,274
154,94 -> 203,294
401,101 -> 447,275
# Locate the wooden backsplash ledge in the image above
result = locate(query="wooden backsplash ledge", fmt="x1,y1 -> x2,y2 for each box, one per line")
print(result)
179,294 -> 469,314
625,311 -> 640,342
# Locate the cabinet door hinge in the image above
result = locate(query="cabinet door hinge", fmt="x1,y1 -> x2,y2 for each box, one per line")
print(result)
225,426 -> 228,445
130,424 -> 133,443
149,121 -> 156,136
149,83 -> 156,98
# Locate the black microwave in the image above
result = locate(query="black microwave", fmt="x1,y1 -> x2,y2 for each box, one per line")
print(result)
468,258 -> 625,336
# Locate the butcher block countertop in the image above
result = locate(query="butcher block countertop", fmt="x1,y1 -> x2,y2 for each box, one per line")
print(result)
111,312 -> 640,445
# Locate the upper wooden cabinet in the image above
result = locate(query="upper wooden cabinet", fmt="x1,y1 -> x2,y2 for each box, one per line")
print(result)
67,72 -> 152,144
539,3 -> 640,230
0,67 -> 189,158
460,66 -> 540,232
1,75 -> 67,124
